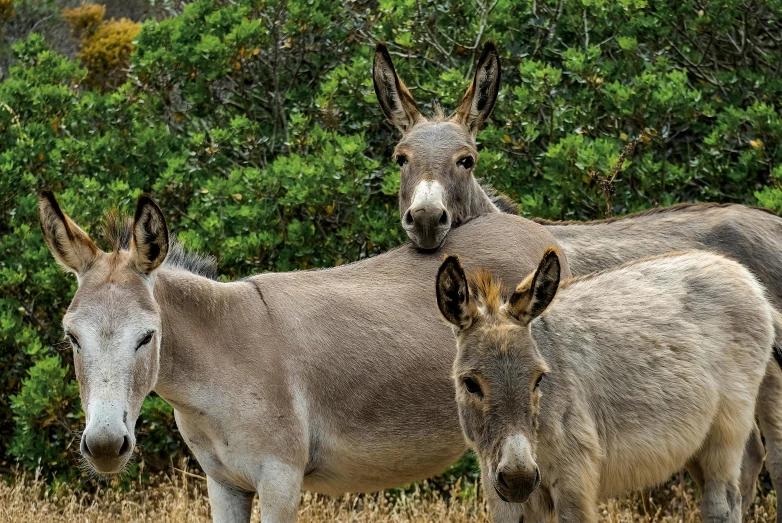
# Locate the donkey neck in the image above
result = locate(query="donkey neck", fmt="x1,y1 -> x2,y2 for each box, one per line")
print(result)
151,267 -> 269,410
456,177 -> 500,224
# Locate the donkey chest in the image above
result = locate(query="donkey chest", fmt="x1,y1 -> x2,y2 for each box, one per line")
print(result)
172,404 -> 304,493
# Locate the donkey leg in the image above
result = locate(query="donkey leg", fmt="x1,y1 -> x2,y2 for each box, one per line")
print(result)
739,422 -> 765,515
256,459 -> 303,523
547,461 -> 599,523
700,478 -> 742,523
207,475 -> 255,523
696,415 -> 747,522
552,488 -> 598,523
758,362 -> 782,523
692,424 -> 763,518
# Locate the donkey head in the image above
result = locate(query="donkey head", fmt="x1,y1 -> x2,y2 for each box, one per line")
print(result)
39,191 -> 169,475
373,41 -> 502,250
436,249 -> 561,504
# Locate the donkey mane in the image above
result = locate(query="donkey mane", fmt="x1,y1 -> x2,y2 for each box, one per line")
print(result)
477,181 -> 519,215
102,210 -> 219,280
532,201 -> 778,226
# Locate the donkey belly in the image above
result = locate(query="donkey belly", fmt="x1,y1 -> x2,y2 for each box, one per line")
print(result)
302,427 -> 468,496
597,383 -> 721,498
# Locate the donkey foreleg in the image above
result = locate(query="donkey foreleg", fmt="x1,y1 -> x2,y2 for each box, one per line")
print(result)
687,422 -> 764,518
758,362 -> 782,523
207,476 -> 255,523
256,459 -> 304,523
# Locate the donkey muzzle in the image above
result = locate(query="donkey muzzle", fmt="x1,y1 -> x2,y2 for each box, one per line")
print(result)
403,204 -> 451,250
81,400 -> 134,474
495,466 -> 541,504
403,179 -> 452,250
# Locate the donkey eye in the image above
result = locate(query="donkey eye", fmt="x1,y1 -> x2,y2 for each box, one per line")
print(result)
456,156 -> 474,169
66,332 -> 81,351
396,155 -> 409,167
462,377 -> 483,398
136,331 -> 154,351
534,373 -> 546,389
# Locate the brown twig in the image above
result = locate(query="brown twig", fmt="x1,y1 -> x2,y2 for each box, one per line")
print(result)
588,134 -> 644,217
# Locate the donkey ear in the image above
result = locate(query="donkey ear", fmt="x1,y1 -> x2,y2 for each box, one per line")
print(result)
38,190 -> 101,275
436,255 -> 476,330
373,42 -> 422,133
507,248 -> 560,324
131,194 -> 169,275
454,40 -> 501,134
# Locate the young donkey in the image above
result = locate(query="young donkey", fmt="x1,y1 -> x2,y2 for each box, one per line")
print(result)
376,40 -> 782,519
38,191 -> 566,523
437,249 -> 781,522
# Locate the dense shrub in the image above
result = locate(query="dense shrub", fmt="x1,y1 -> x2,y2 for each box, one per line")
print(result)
1,0 -> 781,484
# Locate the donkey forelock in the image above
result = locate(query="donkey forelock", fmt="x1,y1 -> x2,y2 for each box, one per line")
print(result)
470,270 -> 504,317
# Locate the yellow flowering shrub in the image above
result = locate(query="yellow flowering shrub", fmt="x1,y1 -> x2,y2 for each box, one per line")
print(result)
61,3 -> 105,38
0,0 -> 13,22
62,3 -> 140,90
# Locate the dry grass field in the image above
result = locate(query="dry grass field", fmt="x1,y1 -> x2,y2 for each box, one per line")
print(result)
0,469 -> 778,522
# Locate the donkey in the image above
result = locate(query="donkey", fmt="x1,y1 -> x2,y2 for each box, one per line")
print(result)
437,249 -> 780,523
38,190 -> 567,522
373,41 -> 513,250
375,39 -> 782,518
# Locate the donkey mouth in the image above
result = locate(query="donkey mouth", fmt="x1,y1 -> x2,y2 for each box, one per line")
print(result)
495,487 -> 511,503
83,454 -> 132,476
406,230 -> 449,251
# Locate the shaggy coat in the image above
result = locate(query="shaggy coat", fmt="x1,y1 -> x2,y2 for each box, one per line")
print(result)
438,250 -> 779,523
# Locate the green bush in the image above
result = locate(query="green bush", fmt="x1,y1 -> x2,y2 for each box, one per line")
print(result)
1,0 -> 781,483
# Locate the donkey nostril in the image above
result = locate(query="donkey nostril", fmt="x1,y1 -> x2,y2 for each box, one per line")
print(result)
403,209 -> 414,226
498,471 -> 511,490
438,210 -> 449,225
119,435 -> 131,456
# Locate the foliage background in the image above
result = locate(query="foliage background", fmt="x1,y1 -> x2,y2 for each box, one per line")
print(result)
1,0 -> 781,489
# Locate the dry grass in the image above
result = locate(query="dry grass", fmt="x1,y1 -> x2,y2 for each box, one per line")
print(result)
0,469 -> 778,522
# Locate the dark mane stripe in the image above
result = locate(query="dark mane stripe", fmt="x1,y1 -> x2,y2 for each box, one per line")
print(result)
533,202 -> 778,226
165,242 -> 219,280
477,180 -> 519,215
101,210 -> 218,280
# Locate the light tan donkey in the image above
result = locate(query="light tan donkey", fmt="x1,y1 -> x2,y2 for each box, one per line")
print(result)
376,39 -> 782,518
38,191 -> 567,523
436,249 -> 780,523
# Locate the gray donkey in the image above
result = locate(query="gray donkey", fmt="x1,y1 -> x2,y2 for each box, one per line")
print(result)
437,249 -> 781,522
374,39 -> 782,519
38,191 -> 566,522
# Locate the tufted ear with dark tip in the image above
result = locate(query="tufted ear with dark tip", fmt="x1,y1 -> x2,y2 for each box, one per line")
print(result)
130,195 -> 169,275
454,40 -> 501,134
38,190 -> 102,275
373,42 -> 422,133
436,255 -> 477,331
507,248 -> 560,324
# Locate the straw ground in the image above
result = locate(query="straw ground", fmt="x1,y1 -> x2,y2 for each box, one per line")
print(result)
0,467 -> 778,522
